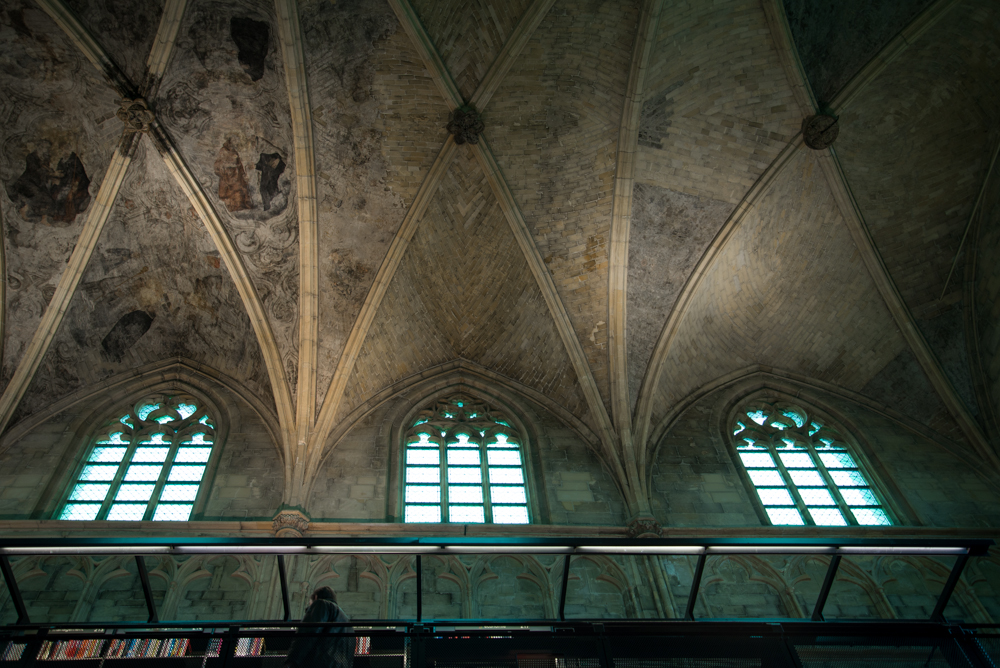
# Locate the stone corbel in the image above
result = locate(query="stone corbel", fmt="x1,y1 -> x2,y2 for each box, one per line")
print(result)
272,506 -> 310,537
626,515 -> 662,538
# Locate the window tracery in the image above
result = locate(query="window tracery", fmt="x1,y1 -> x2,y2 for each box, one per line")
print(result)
402,394 -> 529,524
731,400 -> 891,527
59,395 -> 216,522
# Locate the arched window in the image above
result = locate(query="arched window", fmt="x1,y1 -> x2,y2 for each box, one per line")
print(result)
58,394 -> 217,522
730,400 -> 891,527
402,394 -> 529,524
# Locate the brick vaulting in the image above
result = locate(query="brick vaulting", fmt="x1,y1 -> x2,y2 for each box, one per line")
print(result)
0,0 -> 1000,549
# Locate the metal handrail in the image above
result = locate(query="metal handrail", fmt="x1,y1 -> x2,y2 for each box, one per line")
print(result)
0,537 -> 991,628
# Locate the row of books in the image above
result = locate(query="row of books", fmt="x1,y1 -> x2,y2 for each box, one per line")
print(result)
37,639 -> 104,660
105,638 -> 191,659
233,637 -> 265,657
0,643 -> 26,662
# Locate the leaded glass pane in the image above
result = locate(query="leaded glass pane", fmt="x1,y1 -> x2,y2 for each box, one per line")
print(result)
167,465 -> 206,482
65,395 -> 215,523
404,505 -> 441,523
124,465 -> 162,481
152,505 -> 192,521
405,486 -> 441,503
739,453 -> 775,468
733,401 -> 890,527
447,450 -> 480,466
798,488 -> 836,505
747,470 -> 784,486
403,395 -> 528,525
492,506 -> 529,524
89,447 -> 127,462
449,505 -> 485,523
487,450 -> 521,466
447,434 -> 477,448
107,504 -> 147,521
137,404 -> 161,420
448,486 -> 483,503
489,434 -> 516,448
765,507 -> 804,525
756,488 -> 794,505
60,504 -> 100,520
133,447 -> 169,462
407,467 -> 440,483
160,484 -> 198,501
175,448 -> 212,463
490,486 -> 526,504
809,508 -> 847,526
448,467 -> 482,484
788,470 -> 825,486
80,465 -> 117,481
829,470 -> 866,486
488,468 -> 523,484
852,508 -> 891,525
177,404 -> 198,419
68,484 -> 110,501
840,488 -> 878,506
116,484 -> 154,501
406,449 -> 439,465
778,452 -> 814,468
818,452 -> 855,468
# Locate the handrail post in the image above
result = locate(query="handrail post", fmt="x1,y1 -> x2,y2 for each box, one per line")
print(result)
683,553 -> 706,621
0,555 -> 28,624
416,555 -> 423,623
277,554 -> 291,621
558,554 -> 572,621
134,556 -> 158,623
811,554 -> 841,621
932,553 -> 970,622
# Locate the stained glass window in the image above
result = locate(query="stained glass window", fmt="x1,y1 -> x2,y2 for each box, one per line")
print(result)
58,395 -> 216,522
403,394 -> 530,524
732,401 -> 891,527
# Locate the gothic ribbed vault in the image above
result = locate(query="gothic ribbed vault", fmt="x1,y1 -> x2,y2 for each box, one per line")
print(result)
0,0 -> 998,519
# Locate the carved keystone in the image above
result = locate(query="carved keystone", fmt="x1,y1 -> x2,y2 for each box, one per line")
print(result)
626,516 -> 662,538
802,114 -> 839,150
272,508 -> 310,537
446,107 -> 485,145
117,98 -> 155,133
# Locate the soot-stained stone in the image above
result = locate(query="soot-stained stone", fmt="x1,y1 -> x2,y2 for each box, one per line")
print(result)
255,152 -> 286,211
229,17 -> 269,82
6,151 -> 91,225
214,139 -> 252,212
101,310 -> 154,363
782,0 -> 934,104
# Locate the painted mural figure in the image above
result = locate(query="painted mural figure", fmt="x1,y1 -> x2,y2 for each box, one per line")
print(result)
283,587 -> 354,668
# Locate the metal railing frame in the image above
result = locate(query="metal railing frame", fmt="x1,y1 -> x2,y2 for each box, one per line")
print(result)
0,537 -> 990,628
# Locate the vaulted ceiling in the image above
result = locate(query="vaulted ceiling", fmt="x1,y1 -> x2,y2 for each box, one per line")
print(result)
0,0 -> 997,514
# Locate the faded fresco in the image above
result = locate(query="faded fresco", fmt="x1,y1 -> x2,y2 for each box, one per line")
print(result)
155,0 -> 300,396
298,0 -> 450,412
0,6 -> 122,393
14,142 -> 274,423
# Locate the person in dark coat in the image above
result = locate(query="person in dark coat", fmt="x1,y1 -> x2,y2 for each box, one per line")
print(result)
283,587 -> 354,668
